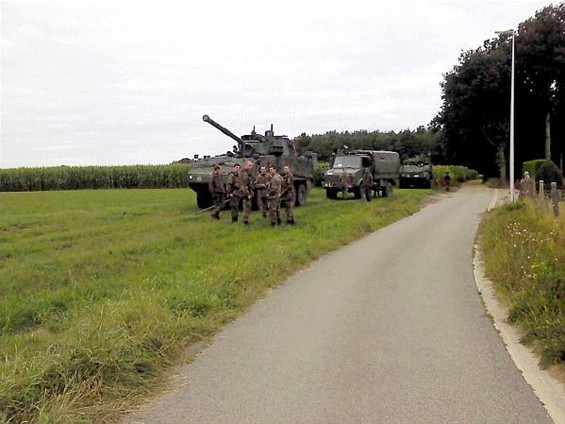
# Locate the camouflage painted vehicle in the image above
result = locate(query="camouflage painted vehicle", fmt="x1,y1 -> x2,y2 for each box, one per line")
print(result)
322,149 -> 400,199
188,115 -> 317,208
399,155 -> 433,188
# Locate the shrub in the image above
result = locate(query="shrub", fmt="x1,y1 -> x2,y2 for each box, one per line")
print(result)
522,159 -> 563,189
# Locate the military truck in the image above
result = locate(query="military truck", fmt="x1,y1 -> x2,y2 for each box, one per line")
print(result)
322,149 -> 400,199
399,155 -> 433,188
188,115 -> 317,208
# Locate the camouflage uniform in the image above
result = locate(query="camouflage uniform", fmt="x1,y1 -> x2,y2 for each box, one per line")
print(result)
254,167 -> 271,218
363,169 -> 373,202
282,166 -> 296,224
240,162 -> 254,224
208,166 -> 226,219
339,170 -> 351,199
267,167 -> 283,226
226,165 -> 242,222
443,172 -> 451,192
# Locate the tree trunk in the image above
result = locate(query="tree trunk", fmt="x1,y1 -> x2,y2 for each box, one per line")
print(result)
545,111 -> 551,160
497,145 -> 507,183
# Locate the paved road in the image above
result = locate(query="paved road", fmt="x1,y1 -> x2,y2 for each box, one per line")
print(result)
129,185 -> 552,423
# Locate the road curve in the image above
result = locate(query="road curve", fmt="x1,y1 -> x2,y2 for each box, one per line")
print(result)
128,185 -> 552,424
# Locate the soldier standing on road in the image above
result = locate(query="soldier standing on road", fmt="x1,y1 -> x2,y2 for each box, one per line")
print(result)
267,166 -> 283,226
282,164 -> 296,225
254,165 -> 271,218
363,168 -> 373,202
226,163 -> 242,223
240,161 -> 254,225
443,171 -> 451,192
208,164 -> 226,220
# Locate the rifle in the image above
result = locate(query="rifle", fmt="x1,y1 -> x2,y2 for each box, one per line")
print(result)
193,199 -> 230,215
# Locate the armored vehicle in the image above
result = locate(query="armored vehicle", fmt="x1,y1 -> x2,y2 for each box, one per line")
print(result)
188,115 -> 317,208
322,149 -> 400,199
399,155 -> 433,188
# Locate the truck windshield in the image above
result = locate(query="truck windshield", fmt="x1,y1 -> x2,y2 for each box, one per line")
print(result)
333,156 -> 361,168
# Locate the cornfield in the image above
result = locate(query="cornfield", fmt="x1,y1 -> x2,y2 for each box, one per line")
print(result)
0,164 -> 191,192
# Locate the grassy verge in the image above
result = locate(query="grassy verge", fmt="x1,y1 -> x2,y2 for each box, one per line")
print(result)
477,199 -> 564,372
0,188 -> 429,423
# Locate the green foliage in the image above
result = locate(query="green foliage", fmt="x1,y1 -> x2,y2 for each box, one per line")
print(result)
0,188 -> 428,422
295,127 -> 443,163
523,159 -> 564,189
433,165 -> 478,184
522,159 -> 547,179
0,164 -> 190,192
478,199 -> 565,367
436,3 -> 565,178
537,160 -> 564,188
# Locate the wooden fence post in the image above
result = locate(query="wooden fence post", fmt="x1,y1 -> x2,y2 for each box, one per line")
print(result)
550,182 -> 560,218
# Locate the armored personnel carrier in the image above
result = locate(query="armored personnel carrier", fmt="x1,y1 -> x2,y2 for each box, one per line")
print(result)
322,149 -> 400,199
399,155 -> 433,188
188,115 -> 317,208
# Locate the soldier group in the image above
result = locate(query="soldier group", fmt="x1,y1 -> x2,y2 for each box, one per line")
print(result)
208,162 -> 296,226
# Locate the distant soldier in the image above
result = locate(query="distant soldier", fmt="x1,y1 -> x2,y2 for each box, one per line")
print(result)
240,161 -> 254,224
226,163 -> 242,223
443,171 -> 451,192
267,166 -> 283,226
362,168 -> 373,202
254,165 -> 271,218
282,165 -> 296,225
208,164 -> 225,220
339,168 -> 351,199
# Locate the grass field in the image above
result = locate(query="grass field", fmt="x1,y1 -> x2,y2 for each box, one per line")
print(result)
0,187 -> 430,423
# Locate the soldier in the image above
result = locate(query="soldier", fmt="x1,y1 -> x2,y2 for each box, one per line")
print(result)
254,165 -> 271,218
520,171 -> 532,199
240,160 -> 254,224
443,171 -> 451,192
208,164 -> 225,219
339,168 -> 350,199
267,166 -> 283,226
226,163 -> 242,223
363,168 -> 373,202
282,164 -> 296,225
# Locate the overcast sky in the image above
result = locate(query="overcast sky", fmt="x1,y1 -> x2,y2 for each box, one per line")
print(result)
0,0 -> 554,168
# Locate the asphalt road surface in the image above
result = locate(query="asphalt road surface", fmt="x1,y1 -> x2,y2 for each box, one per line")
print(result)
128,185 -> 552,424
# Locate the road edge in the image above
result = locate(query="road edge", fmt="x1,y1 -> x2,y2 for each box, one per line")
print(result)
472,188 -> 565,424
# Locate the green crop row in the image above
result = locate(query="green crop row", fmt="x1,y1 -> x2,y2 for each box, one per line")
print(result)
0,164 -> 190,192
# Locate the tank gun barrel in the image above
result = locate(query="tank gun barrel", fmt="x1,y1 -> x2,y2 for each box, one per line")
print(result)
202,115 -> 244,147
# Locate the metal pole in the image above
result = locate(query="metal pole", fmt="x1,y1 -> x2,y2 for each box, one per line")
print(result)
510,32 -> 515,202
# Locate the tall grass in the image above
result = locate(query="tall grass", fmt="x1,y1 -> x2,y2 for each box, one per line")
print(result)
0,188 -> 429,422
478,200 -> 564,367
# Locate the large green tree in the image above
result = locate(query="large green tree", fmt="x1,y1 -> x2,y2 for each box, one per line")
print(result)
435,3 -> 565,179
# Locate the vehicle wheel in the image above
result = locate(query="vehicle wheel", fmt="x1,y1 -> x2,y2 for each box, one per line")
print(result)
326,189 -> 338,199
196,190 -> 213,208
385,182 -> 393,198
296,184 -> 307,206
353,186 -> 361,199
